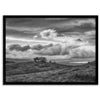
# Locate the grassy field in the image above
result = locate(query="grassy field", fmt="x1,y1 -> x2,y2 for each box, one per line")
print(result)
5,58 -> 96,83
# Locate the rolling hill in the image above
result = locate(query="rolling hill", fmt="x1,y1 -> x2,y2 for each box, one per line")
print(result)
5,58 -> 96,83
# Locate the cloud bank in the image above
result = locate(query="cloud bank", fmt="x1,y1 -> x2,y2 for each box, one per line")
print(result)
9,44 -> 31,51
6,39 -> 95,59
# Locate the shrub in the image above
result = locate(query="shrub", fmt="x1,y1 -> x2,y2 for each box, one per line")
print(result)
34,57 -> 47,63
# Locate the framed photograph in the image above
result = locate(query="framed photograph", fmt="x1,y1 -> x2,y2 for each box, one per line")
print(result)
3,15 -> 98,85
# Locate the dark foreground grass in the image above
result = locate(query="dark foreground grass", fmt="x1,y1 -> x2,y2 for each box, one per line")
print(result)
5,59 -> 96,83
68,73 -> 95,82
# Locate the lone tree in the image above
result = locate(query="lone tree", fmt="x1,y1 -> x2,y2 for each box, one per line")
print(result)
34,57 -> 47,63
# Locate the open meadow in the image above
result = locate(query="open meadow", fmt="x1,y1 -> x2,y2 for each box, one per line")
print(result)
5,58 -> 96,83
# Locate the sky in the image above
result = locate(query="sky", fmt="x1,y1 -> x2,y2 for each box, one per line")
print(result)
6,18 -> 96,62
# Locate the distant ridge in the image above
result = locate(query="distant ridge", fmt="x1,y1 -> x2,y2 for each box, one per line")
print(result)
87,61 -> 95,65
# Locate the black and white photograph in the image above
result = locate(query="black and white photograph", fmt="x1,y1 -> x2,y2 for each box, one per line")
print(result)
3,16 -> 98,84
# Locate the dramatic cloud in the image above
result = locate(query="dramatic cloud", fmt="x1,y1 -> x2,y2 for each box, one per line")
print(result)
7,29 -> 95,59
32,44 -> 53,50
7,42 -> 95,59
35,45 -> 94,58
40,29 -> 58,39
6,18 -> 96,40
9,44 -> 31,51
33,42 -> 95,58
34,44 -> 61,55
84,30 -> 95,36
6,18 -> 96,61
70,45 -> 95,58
52,19 -> 95,33
67,19 -> 95,27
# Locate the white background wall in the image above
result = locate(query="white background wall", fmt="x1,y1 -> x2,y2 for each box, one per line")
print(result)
0,0 -> 99,100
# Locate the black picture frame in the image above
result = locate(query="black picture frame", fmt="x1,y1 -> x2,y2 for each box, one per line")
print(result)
3,15 -> 98,85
